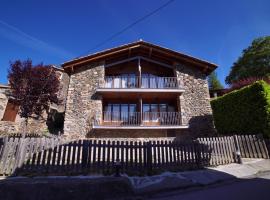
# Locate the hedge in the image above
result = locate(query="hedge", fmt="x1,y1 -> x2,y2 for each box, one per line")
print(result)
211,80 -> 270,138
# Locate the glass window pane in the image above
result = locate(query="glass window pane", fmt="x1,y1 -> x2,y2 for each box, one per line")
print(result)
112,104 -> 120,121
128,74 -> 136,88
151,104 -> 158,122
104,104 -> 112,121
168,105 -> 175,112
142,74 -> 149,88
129,104 -> 136,114
121,75 -> 128,88
129,104 -> 137,124
113,77 -> 120,88
105,77 -> 112,88
151,104 -> 158,112
121,104 -> 128,121
149,75 -> 157,88
159,104 -> 167,112
143,104 -> 150,121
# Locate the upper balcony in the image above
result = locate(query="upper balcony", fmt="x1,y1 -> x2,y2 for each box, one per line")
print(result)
96,76 -> 185,95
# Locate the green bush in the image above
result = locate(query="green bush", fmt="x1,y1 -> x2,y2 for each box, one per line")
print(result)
211,80 -> 270,138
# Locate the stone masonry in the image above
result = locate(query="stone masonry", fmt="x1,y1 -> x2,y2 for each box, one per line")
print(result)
64,62 -> 105,138
0,68 -> 70,135
175,63 -> 215,138
0,85 -> 9,120
63,61 -> 215,139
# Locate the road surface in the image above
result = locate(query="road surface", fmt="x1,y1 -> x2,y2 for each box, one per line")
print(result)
150,171 -> 270,200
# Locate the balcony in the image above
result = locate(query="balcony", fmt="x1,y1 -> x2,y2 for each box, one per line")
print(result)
93,112 -> 188,129
96,76 -> 185,95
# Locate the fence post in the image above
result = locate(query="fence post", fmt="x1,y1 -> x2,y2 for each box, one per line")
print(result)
194,142 -> 202,168
14,137 -> 27,174
81,140 -> 88,171
146,141 -> 152,175
233,135 -> 242,164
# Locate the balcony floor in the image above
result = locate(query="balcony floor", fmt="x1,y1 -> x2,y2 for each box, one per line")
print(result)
96,88 -> 185,93
92,125 -> 189,129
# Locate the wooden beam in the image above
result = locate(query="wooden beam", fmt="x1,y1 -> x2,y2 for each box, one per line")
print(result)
149,48 -> 153,58
105,56 -> 139,68
140,56 -> 173,69
63,45 -> 141,68
105,56 -> 173,69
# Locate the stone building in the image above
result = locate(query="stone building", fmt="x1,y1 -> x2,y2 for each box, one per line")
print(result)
0,41 -> 217,139
62,41 -> 217,139
0,66 -> 69,135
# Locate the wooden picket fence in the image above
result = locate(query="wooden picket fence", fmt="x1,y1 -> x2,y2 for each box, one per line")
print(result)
0,135 -> 269,176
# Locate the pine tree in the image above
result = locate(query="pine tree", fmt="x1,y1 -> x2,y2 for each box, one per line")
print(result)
208,71 -> 224,90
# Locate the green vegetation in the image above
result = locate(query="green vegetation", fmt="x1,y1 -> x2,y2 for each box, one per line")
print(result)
208,71 -> 224,90
226,36 -> 270,84
211,81 -> 270,138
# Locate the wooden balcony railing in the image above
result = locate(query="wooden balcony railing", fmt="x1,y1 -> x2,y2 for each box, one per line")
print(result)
99,76 -> 181,89
94,112 -> 182,127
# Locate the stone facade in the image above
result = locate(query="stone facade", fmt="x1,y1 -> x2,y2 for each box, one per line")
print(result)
90,129 -> 168,138
175,63 -> 215,138
0,85 -> 9,120
63,62 -> 105,138
0,68 -> 70,135
62,61 -> 214,139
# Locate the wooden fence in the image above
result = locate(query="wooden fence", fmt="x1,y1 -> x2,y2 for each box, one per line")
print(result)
0,135 -> 269,176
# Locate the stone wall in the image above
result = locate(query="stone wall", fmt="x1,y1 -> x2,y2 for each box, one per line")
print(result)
64,62 -> 105,138
175,63 -> 215,138
0,86 -> 9,120
89,129 -> 190,140
0,69 -> 70,135
50,70 -> 70,113
89,129 -> 168,138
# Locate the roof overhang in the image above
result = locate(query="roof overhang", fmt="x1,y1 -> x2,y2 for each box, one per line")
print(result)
62,40 -> 218,75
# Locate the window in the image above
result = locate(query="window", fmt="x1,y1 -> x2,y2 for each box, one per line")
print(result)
142,103 -> 175,122
105,74 -> 136,88
103,103 -> 137,122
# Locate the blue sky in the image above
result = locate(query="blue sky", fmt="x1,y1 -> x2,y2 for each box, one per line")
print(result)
0,0 -> 269,86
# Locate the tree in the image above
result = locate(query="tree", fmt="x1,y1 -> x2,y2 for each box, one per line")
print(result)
208,71 -> 223,90
226,36 -> 270,84
8,59 -> 60,136
226,76 -> 270,93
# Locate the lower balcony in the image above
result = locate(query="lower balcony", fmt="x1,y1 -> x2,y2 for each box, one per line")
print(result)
92,112 -> 188,129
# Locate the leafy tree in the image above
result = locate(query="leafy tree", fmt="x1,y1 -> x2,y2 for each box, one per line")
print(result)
226,76 -> 270,93
8,59 -> 60,136
208,71 -> 224,90
226,36 -> 270,84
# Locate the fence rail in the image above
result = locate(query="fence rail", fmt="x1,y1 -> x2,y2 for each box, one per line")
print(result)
96,112 -> 182,126
0,135 -> 269,176
100,76 -> 181,89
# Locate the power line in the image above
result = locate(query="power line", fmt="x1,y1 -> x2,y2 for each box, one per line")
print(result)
79,0 -> 175,57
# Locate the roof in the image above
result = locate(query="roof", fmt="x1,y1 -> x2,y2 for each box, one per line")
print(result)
0,84 -> 10,89
62,40 -> 218,74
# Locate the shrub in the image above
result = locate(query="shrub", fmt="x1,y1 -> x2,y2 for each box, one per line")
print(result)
211,80 -> 270,138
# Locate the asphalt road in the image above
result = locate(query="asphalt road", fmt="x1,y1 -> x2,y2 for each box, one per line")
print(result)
150,171 -> 270,200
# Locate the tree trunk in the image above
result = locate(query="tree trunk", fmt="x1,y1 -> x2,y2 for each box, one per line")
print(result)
22,118 -> 28,138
